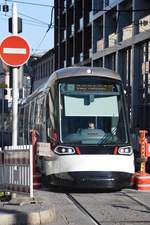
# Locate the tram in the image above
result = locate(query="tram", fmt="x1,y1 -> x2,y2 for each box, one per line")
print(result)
18,67 -> 135,190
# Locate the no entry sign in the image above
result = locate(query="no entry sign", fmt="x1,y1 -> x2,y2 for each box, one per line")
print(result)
0,35 -> 30,67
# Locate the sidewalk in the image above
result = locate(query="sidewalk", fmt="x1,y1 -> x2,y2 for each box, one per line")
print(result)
0,189 -> 56,225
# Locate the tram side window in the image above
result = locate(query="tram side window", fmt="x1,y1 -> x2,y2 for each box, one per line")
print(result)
35,96 -> 47,142
29,100 -> 35,130
46,91 -> 55,142
27,100 -> 35,144
42,97 -> 46,142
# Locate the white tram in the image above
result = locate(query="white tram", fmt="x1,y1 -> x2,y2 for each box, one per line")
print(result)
19,67 -> 135,190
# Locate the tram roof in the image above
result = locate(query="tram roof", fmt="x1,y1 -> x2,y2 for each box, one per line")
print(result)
46,66 -> 121,87
22,67 -> 121,103
54,67 -> 120,80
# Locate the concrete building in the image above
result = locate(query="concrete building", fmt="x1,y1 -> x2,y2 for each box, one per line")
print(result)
54,0 -> 150,132
30,48 -> 55,91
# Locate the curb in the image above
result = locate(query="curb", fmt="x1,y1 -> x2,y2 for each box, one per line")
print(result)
0,208 -> 56,225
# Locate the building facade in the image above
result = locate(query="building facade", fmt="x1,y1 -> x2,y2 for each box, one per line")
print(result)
31,48 -> 55,91
54,0 -> 150,132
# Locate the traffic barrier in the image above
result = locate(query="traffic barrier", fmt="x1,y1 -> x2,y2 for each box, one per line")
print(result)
134,172 -> 150,191
4,145 -> 33,197
133,130 -> 150,191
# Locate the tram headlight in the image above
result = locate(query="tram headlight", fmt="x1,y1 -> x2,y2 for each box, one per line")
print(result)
54,146 -> 75,155
118,146 -> 133,155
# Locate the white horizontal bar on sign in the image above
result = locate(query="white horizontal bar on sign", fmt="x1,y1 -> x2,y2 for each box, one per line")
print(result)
3,48 -> 26,54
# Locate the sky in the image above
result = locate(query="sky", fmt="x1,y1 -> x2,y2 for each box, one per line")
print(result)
0,0 -> 54,56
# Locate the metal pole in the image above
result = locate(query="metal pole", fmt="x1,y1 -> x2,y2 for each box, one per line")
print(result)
30,145 -> 33,198
12,2 -> 18,146
2,88 -> 4,148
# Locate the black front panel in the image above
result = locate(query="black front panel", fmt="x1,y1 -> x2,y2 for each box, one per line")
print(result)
50,171 -> 132,190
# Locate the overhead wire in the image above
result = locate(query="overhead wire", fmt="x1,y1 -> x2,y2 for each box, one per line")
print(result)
0,1 -> 53,52
18,11 -> 49,26
0,5 -> 50,27
3,0 -> 150,12
4,0 -> 53,8
33,6 -> 54,54
0,16 -> 49,28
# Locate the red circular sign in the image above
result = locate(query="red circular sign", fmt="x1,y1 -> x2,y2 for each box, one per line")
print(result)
0,35 -> 30,67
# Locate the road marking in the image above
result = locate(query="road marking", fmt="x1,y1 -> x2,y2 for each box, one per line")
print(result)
3,48 -> 27,54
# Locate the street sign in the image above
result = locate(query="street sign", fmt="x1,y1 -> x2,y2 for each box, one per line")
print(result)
0,35 -> 30,67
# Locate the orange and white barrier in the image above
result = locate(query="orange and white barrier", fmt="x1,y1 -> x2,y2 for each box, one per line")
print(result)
133,130 -> 150,191
134,172 -> 150,191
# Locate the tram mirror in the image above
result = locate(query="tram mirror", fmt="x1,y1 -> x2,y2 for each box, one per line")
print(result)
90,94 -> 94,102
84,96 -> 90,105
84,95 -> 94,105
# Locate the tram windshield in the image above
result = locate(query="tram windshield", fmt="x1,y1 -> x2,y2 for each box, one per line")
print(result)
59,78 -> 128,145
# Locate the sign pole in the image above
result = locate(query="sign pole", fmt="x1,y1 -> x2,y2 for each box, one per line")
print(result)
0,6 -> 30,147
12,2 -> 18,146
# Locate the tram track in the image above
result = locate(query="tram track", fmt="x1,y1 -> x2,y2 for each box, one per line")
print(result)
121,190 -> 150,211
65,190 -> 150,225
66,193 -> 102,225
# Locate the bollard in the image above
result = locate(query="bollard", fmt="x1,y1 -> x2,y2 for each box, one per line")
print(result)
139,130 -> 147,173
134,130 -> 150,191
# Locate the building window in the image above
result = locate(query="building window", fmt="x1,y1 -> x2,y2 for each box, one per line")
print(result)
139,15 -> 150,33
64,0 -> 67,9
89,11 -> 92,23
70,0 -> 74,6
71,56 -> 74,65
89,48 -> 92,58
71,24 -> 74,36
80,17 -> 83,30
104,0 -> 118,7
97,39 -> 104,51
64,30 -> 66,40
80,52 -> 83,62
122,24 -> 132,41
108,33 -> 117,47
64,60 -> 66,67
